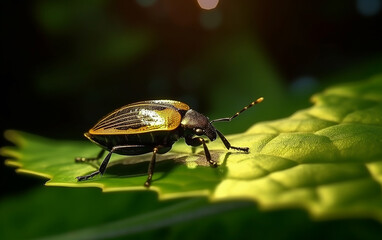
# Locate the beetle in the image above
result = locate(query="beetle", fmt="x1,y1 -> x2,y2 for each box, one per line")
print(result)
75,97 -> 263,187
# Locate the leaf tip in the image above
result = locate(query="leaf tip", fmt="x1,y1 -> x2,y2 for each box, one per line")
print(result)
3,130 -> 26,147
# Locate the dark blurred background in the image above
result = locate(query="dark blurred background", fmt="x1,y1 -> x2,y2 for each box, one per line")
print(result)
1,0 -> 381,197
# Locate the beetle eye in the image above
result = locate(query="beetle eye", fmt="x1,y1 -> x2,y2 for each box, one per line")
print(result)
195,128 -> 204,135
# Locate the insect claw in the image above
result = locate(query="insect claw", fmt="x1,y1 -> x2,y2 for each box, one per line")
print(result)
209,160 -> 218,167
144,181 -> 151,187
231,146 -> 249,152
75,157 -> 85,163
76,176 -> 85,181
76,170 -> 100,181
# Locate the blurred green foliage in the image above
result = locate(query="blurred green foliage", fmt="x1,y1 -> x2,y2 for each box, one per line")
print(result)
1,187 -> 381,240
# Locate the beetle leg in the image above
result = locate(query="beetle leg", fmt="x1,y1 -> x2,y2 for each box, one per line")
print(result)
75,149 -> 105,163
216,129 -> 249,152
185,137 -> 217,167
76,151 -> 112,181
76,145 -> 146,182
144,147 -> 159,187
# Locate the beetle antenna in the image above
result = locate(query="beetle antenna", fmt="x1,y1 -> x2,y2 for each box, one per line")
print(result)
210,97 -> 264,123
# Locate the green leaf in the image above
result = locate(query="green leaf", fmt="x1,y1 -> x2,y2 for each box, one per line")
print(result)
2,75 -> 382,222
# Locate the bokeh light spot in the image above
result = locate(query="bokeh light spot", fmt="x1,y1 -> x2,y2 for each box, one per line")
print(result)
197,0 -> 219,10
356,0 -> 381,16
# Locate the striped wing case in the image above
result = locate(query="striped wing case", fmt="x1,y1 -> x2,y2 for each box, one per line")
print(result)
89,100 -> 190,135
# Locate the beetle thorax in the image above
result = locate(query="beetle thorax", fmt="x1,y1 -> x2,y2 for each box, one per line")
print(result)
181,109 -> 217,141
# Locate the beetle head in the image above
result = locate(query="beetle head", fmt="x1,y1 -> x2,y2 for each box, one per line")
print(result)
181,109 -> 217,141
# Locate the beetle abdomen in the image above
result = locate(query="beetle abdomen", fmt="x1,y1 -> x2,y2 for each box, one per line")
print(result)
85,130 -> 179,155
